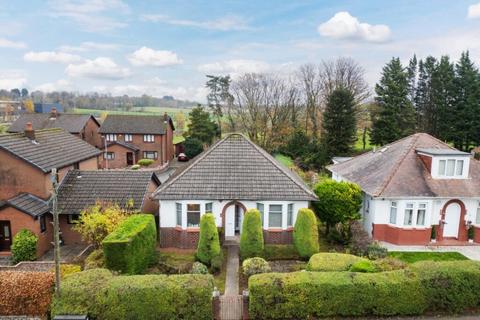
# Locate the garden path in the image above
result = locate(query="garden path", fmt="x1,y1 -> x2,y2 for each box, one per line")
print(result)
224,244 -> 239,296
219,243 -> 243,320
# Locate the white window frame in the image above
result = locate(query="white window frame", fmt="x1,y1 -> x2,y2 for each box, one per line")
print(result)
438,159 -> 465,177
256,203 -> 264,228
104,152 -> 115,160
105,134 -> 117,142
124,134 -> 133,142
143,134 -> 155,142
186,203 -> 201,228
404,203 -> 414,226
287,203 -> 294,227
176,203 -> 182,227
389,201 -> 397,224
268,204 -> 283,228
476,202 -> 480,225
205,202 -> 213,213
416,203 -> 427,226
143,151 -> 158,160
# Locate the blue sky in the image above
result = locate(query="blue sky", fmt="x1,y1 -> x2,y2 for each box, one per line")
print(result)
0,0 -> 479,102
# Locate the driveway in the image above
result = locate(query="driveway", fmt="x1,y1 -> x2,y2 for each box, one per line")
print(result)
380,242 -> 480,260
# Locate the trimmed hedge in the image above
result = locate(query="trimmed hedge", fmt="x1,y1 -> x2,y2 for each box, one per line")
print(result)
306,253 -> 367,272
11,229 -> 38,263
103,214 -> 157,274
196,213 -> 221,266
138,159 -> 154,167
293,208 -> 319,259
249,270 -> 426,318
243,257 -> 271,278
0,271 -> 55,316
240,209 -> 264,259
51,269 -> 214,320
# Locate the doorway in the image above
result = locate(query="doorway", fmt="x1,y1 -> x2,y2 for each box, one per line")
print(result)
443,202 -> 461,238
224,202 -> 245,239
126,152 -> 134,166
0,221 -> 12,251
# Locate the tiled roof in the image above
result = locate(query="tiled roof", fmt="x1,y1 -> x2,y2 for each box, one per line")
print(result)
57,170 -> 160,215
153,133 -> 317,201
99,114 -> 173,134
0,128 -> 102,173
5,193 -> 49,218
328,133 -> 480,198
8,113 -> 98,133
107,140 -> 139,151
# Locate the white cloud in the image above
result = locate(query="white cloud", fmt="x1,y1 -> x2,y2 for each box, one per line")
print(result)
65,57 -> 130,80
198,59 -> 271,77
468,2 -> 480,19
128,46 -> 183,67
24,51 -> 83,64
141,14 -> 250,31
34,79 -> 72,92
0,70 -> 27,89
318,11 -> 391,43
0,38 -> 27,49
59,41 -> 119,52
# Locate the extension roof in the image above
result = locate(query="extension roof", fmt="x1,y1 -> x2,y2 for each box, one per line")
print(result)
57,170 -> 160,215
99,114 -> 174,135
0,128 -> 102,173
327,133 -> 480,198
1,193 -> 50,218
8,113 -> 99,134
107,140 -> 140,151
153,133 -> 317,201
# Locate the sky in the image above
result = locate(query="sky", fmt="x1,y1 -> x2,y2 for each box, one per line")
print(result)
0,0 -> 479,102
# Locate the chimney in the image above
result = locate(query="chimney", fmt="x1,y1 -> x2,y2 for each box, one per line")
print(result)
24,122 -> 35,140
50,107 -> 58,119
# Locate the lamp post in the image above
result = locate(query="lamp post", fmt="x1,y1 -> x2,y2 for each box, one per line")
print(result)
50,168 -> 61,297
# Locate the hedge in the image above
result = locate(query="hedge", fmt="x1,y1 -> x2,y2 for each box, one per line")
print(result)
196,213 -> 221,266
293,208 -> 319,258
249,270 -> 427,318
306,252 -> 367,272
103,214 -> 157,274
240,209 -> 264,259
0,271 -> 55,316
11,229 -> 38,263
51,268 -> 214,320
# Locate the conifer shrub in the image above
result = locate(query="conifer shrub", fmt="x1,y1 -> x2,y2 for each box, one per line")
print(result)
240,209 -> 264,259
293,208 -> 319,259
11,229 -> 38,263
242,257 -> 271,278
196,213 -> 222,266
137,159 -> 154,167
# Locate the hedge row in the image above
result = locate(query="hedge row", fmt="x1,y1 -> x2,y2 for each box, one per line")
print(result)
249,260 -> 480,318
306,252 -> 367,272
103,214 -> 157,274
0,271 -> 55,316
51,268 -> 214,320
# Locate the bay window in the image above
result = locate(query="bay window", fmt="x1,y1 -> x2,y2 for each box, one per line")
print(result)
416,203 -> 426,226
187,204 -> 200,227
389,201 -> 397,224
268,204 -> 282,228
404,203 -> 414,226
287,203 -> 293,227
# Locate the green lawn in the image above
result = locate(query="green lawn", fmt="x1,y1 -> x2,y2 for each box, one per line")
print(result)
274,153 -> 294,168
388,251 -> 468,263
354,129 -> 373,152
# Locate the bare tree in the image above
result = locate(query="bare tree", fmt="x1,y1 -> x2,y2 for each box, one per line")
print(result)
297,64 -> 324,138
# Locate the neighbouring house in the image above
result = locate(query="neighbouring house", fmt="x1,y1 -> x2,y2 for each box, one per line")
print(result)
0,124 -> 102,256
153,133 -> 317,249
98,114 -> 175,169
33,102 -> 64,113
56,170 -> 160,244
8,108 -> 102,148
328,133 -> 480,245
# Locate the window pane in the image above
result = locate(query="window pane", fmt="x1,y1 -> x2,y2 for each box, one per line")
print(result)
176,203 -> 182,226
438,160 -> 446,175
269,204 -> 282,212
187,212 -> 200,227
417,209 -> 426,225
446,159 -> 455,176
205,202 -> 213,213
404,209 -> 413,225
187,204 -> 200,212
389,207 -> 397,224
269,213 -> 282,228
257,203 -> 264,226
287,204 -> 293,227
476,206 -> 480,225
456,160 -> 464,175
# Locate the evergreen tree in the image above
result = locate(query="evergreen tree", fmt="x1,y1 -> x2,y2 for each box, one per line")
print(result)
322,87 -> 357,156
370,58 -> 416,145
407,54 -> 417,102
184,105 -> 219,145
414,56 -> 437,133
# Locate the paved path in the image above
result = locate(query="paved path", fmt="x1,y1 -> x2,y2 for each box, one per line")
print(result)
224,244 -> 239,296
381,242 -> 480,260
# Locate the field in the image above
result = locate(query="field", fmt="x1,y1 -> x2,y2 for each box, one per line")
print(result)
73,106 -> 192,117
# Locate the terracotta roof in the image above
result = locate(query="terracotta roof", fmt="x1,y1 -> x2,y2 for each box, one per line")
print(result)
8,113 -> 98,134
0,128 -> 102,173
57,170 -> 160,215
99,114 -> 173,135
153,133 -> 317,201
328,133 -> 480,198
3,193 -> 49,218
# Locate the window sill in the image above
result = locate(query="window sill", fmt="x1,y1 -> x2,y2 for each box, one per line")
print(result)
186,227 -> 200,232
174,226 -> 183,231
267,228 -> 283,232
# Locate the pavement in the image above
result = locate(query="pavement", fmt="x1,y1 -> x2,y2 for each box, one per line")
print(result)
224,244 -> 240,296
380,242 -> 480,260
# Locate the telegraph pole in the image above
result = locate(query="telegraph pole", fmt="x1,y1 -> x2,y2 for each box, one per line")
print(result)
50,168 -> 61,297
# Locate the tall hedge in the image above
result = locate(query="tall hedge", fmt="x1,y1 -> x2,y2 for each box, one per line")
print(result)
240,209 -> 264,259
52,269 -> 214,320
103,214 -> 157,274
293,208 -> 319,258
249,270 -> 427,319
11,229 -> 38,263
196,213 -> 221,266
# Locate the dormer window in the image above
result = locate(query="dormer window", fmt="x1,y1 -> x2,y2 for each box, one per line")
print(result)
438,159 -> 464,177
416,148 -> 470,180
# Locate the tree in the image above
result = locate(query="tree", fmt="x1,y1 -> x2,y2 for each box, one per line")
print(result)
21,88 -> 29,98
206,75 -> 234,134
370,58 -> 416,145
173,111 -> 186,134
184,137 -> 204,158
298,64 -> 323,138
196,213 -> 221,266
293,208 -> 319,259
312,179 -> 362,235
72,202 -> 131,248
185,105 -> 218,145
23,99 -> 34,113
414,56 -> 437,133
239,209 -> 264,259
322,87 -> 357,156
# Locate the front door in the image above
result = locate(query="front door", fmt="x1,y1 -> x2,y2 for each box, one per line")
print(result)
224,203 -> 244,238
444,203 -> 461,238
234,205 -> 243,234
126,152 -> 134,166
0,221 -> 12,251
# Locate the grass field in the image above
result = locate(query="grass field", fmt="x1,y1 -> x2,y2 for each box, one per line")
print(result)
73,106 -> 192,117
388,251 -> 468,263
274,153 -> 294,168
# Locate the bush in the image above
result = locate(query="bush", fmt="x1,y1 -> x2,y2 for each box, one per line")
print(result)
210,254 -> 223,273
52,269 -> 214,320
242,257 -> 271,278
138,159 -> 154,167
249,270 -> 427,318
367,242 -> 388,260
349,260 -> 376,273
349,220 -> 373,256
263,244 -> 300,260
196,213 -> 221,266
240,209 -> 264,259
11,229 -> 38,263
131,164 -> 140,170
293,208 -> 319,259
306,253 -> 367,272
373,257 -> 407,272
84,249 -> 106,270
184,137 -> 204,158
103,214 -> 157,274
410,260 -> 480,313
191,262 -> 209,274
50,264 -> 82,279
0,271 -> 55,316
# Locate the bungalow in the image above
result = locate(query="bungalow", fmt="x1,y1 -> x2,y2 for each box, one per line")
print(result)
8,108 -> 103,148
328,133 -> 480,245
153,133 -> 317,249
98,114 -> 175,169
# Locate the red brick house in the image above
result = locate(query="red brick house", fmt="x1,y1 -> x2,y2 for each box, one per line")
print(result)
8,108 -> 103,148
0,124 -> 102,256
98,114 -> 175,169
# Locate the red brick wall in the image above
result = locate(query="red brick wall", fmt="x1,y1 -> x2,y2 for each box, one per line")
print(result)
373,224 -> 431,245
263,230 -> 293,244
59,215 -> 83,245
99,144 -> 134,169
159,228 -> 199,249
81,118 -> 102,148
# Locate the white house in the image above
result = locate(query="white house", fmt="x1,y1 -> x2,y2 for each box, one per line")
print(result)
152,133 -> 317,248
328,133 -> 480,245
